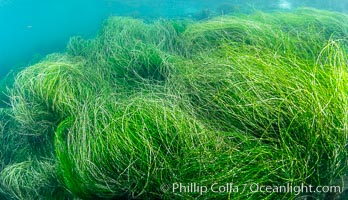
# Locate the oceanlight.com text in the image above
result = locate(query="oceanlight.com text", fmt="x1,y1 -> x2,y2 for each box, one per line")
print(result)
160,182 -> 343,196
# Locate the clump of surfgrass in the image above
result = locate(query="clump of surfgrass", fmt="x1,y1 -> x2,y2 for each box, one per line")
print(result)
10,54 -> 102,137
55,94 -> 209,199
172,131 -> 296,199
95,17 -> 188,54
148,19 -> 191,54
0,159 -> 69,200
0,108 -> 38,170
172,37 -> 348,198
181,8 -> 348,63
0,53 -> 99,199
67,17 -> 188,88
5,53 -> 106,172
267,7 -> 348,39
0,109 -> 33,170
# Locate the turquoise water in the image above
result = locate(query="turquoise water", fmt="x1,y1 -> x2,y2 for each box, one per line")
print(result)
0,0 -> 105,77
0,0 -> 347,77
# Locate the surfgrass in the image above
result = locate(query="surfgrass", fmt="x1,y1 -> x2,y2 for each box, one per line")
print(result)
66,17 -> 188,89
0,108 -> 11,171
267,7 -> 348,39
3,54 -> 105,179
181,8 -> 348,63
1,7 -> 348,199
55,94 -> 210,199
0,73 -> 14,108
0,160 -> 69,200
10,54 -> 102,137
173,132 -> 295,199
0,109 -> 32,168
171,38 -> 348,198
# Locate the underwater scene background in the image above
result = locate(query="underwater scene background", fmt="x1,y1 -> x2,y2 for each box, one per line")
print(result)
1,0 -> 348,199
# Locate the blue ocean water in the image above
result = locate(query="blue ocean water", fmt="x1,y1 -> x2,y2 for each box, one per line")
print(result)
0,0 -> 106,77
0,0 -> 347,78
